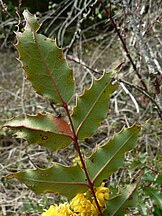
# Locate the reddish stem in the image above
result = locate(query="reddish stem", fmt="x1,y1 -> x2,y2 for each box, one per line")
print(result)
62,102 -> 103,216
97,0 -> 147,91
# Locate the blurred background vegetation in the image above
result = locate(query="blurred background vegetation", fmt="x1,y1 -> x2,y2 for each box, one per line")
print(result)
0,0 -> 162,215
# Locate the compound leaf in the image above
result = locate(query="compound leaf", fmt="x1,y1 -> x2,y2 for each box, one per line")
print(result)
104,182 -> 139,216
16,9 -> 74,105
86,125 -> 141,185
71,72 -> 118,140
3,113 -> 72,152
6,164 -> 88,199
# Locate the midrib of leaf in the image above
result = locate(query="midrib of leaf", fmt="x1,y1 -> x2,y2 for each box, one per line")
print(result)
76,79 -> 112,135
18,177 -> 87,185
17,126 -> 72,137
32,30 -> 64,105
93,128 -> 137,183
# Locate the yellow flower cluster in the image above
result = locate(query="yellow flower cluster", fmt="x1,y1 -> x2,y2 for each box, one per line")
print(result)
42,203 -> 74,216
70,193 -> 98,216
42,183 -> 109,216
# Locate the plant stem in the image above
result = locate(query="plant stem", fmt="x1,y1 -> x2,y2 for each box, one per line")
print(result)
97,0 -> 148,91
62,102 -> 103,216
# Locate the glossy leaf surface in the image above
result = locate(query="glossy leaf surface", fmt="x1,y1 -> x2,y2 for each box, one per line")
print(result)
86,125 -> 141,185
6,164 -> 88,199
3,114 -> 72,152
16,9 -> 74,105
104,183 -> 139,216
71,73 -> 118,140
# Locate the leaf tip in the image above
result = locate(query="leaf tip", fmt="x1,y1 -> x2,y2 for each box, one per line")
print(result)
23,9 -> 40,32
4,173 -> 16,179
132,123 -> 141,132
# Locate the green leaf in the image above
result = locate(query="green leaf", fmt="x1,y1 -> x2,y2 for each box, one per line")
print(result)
71,72 -> 118,140
103,183 -> 139,216
153,205 -> 162,215
6,164 -> 88,199
3,114 -> 72,152
16,9 -> 74,105
143,187 -> 162,209
142,170 -> 156,183
23,9 -> 39,32
138,203 -> 148,216
86,125 -> 141,185
156,174 -> 162,186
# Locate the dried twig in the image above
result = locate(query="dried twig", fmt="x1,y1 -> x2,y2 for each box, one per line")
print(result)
122,0 -> 162,75
118,78 -> 162,120
97,0 -> 148,91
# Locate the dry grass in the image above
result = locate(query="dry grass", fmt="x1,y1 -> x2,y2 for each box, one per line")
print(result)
0,3 -> 162,213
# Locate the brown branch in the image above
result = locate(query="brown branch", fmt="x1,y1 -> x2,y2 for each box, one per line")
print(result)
0,0 -> 14,18
97,0 -> 148,91
118,79 -> 162,120
67,55 -> 103,75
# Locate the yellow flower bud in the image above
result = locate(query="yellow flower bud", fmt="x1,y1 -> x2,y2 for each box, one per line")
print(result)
93,182 -> 110,208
